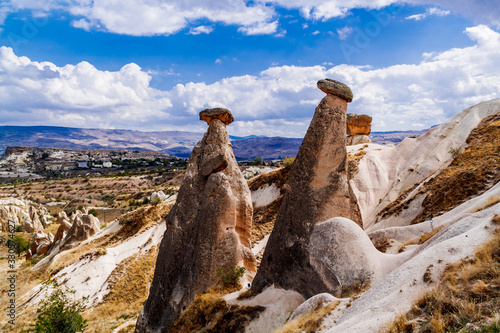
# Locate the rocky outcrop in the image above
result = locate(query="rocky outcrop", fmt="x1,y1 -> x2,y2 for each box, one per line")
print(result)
347,135 -> 371,146
136,108 -> 256,333
252,79 -> 362,299
49,219 -> 72,252
56,211 -> 69,224
290,293 -> 337,320
24,206 -> 44,233
29,230 -> 54,257
0,198 -> 50,232
347,114 -> 372,135
148,190 -> 177,203
347,114 -> 372,146
59,214 -> 100,250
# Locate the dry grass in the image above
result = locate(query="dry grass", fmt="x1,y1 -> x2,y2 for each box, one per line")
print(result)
275,300 -> 340,333
248,165 -> 290,192
347,149 -> 367,180
397,226 -> 444,253
252,196 -> 282,244
170,291 -> 265,333
95,201 -> 173,248
473,194 -> 500,213
341,275 -> 372,298
0,170 -> 183,212
83,246 -> 158,332
418,226 -> 444,244
376,183 -> 420,222
411,113 -> 500,224
397,239 -> 419,253
373,236 -> 391,253
237,288 -> 260,300
0,245 -> 42,332
382,229 -> 500,333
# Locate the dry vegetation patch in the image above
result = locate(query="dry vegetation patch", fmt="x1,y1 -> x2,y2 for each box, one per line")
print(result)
375,113 -> 500,226
348,147 -> 368,180
411,113 -> 500,224
247,165 -> 290,192
170,291 -> 265,333
383,229 -> 500,333
95,202 -> 172,248
84,246 -> 158,332
251,196 -> 282,244
275,300 -> 340,333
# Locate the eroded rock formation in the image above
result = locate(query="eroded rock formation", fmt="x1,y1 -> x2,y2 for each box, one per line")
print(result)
252,79 -> 362,298
136,108 -> 256,333
347,113 -> 372,146
59,214 -> 100,250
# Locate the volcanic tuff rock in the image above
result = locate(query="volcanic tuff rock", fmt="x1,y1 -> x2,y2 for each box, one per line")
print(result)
59,214 -> 100,250
29,230 -> 53,256
347,114 -> 372,136
0,198 -> 50,232
252,79 -> 362,299
136,108 -> 256,333
347,135 -> 371,146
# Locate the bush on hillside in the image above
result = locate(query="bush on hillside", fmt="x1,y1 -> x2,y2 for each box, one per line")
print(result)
26,279 -> 88,333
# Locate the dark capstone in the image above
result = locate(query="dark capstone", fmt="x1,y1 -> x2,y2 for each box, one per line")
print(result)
199,108 -> 234,125
317,79 -> 353,102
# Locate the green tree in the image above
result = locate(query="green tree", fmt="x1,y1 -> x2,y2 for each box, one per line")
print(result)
87,208 -> 98,217
217,266 -> 246,288
26,279 -> 88,333
253,156 -> 263,165
7,234 -> 29,256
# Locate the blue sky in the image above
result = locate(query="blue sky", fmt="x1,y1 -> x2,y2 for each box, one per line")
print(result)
0,1 -> 499,137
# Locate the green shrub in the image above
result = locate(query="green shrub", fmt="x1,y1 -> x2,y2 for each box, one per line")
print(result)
7,234 -> 29,256
217,266 -> 246,288
281,157 -> 295,167
150,197 -> 162,206
25,279 -> 88,333
448,147 -> 462,159
88,208 -> 98,217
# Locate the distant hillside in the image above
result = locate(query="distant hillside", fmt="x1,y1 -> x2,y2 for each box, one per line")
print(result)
0,126 -> 429,160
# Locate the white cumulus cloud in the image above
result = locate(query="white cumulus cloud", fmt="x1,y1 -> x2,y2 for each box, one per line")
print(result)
1,0 -> 500,36
0,25 -> 499,137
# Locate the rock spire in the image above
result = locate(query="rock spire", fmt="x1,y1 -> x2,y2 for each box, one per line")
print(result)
136,108 -> 256,333
252,79 -> 362,298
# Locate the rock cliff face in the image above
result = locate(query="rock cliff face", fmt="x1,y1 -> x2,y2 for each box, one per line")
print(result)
252,79 -> 362,299
136,108 -> 256,333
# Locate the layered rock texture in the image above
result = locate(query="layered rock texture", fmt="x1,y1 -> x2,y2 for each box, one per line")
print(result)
347,114 -> 372,146
136,108 -> 256,333
252,79 -> 362,299
0,198 -> 50,232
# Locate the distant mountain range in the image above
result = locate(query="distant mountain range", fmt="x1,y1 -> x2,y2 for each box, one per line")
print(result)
0,126 -> 428,160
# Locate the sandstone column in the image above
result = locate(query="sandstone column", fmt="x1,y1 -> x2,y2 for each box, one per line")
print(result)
252,79 -> 362,298
136,108 -> 256,333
